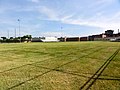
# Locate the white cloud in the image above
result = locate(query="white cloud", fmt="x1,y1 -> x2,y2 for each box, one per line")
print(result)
36,6 -> 120,34
30,0 -> 40,3
0,0 -> 120,37
61,14 -> 74,21
38,6 -> 59,20
89,0 -> 114,8
61,15 -> 120,33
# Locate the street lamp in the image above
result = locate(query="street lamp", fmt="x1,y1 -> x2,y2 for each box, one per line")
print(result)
18,19 -> 21,43
61,27 -> 63,37
8,30 -> 9,39
14,28 -> 16,38
61,26 -> 64,42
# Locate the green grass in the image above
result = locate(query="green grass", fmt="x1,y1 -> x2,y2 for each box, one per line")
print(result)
0,42 -> 120,90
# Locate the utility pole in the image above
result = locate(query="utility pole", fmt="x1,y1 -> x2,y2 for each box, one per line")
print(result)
15,28 -> 16,38
8,30 -> 9,39
61,26 -> 63,36
61,26 -> 63,42
18,19 -> 21,43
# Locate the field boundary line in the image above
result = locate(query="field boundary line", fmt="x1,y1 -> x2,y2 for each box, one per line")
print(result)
79,48 -> 120,90
0,57 -> 53,74
32,64 -> 89,78
32,65 -> 120,81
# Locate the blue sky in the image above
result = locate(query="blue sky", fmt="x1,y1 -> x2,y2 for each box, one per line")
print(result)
0,0 -> 120,37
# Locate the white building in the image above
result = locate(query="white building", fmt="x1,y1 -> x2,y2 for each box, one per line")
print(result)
41,37 -> 59,42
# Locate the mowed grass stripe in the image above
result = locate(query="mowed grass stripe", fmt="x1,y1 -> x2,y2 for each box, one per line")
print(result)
1,44 -> 100,90
0,45 -> 99,74
90,49 -> 120,90
0,42 -> 119,90
30,46 -> 114,78
57,46 -> 116,77
0,45 -> 74,73
0,45 -> 89,89
7,47 -> 104,90
11,46 -> 115,90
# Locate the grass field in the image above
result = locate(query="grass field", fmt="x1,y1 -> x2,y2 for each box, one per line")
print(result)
0,41 -> 120,90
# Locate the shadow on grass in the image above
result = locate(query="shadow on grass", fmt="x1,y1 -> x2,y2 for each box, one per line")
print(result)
6,47 -> 104,90
0,47 -> 100,74
32,65 -> 120,81
79,48 -> 120,90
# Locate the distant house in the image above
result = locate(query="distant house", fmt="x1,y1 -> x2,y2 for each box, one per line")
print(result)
31,30 -> 120,42
92,34 -> 103,41
58,37 -> 80,42
88,36 -> 94,41
88,30 -> 120,41
113,33 -> 120,37
80,37 -> 88,41
105,30 -> 114,37
66,37 -> 80,42
103,30 -> 120,41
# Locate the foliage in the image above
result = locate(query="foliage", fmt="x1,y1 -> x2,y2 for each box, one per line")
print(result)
0,35 -> 32,43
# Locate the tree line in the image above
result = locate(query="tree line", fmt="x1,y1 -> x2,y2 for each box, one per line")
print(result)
0,35 -> 32,43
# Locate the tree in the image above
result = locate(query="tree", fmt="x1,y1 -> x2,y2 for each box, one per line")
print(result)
1,37 -> 6,40
1,37 -> 7,42
21,35 -> 32,42
10,37 -> 14,40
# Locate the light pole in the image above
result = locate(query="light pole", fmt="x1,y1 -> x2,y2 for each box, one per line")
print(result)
8,30 -> 9,39
15,28 -> 16,38
61,26 -> 63,42
18,19 -> 21,43
61,26 -> 63,37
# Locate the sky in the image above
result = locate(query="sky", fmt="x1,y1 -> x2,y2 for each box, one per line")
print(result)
0,0 -> 120,38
